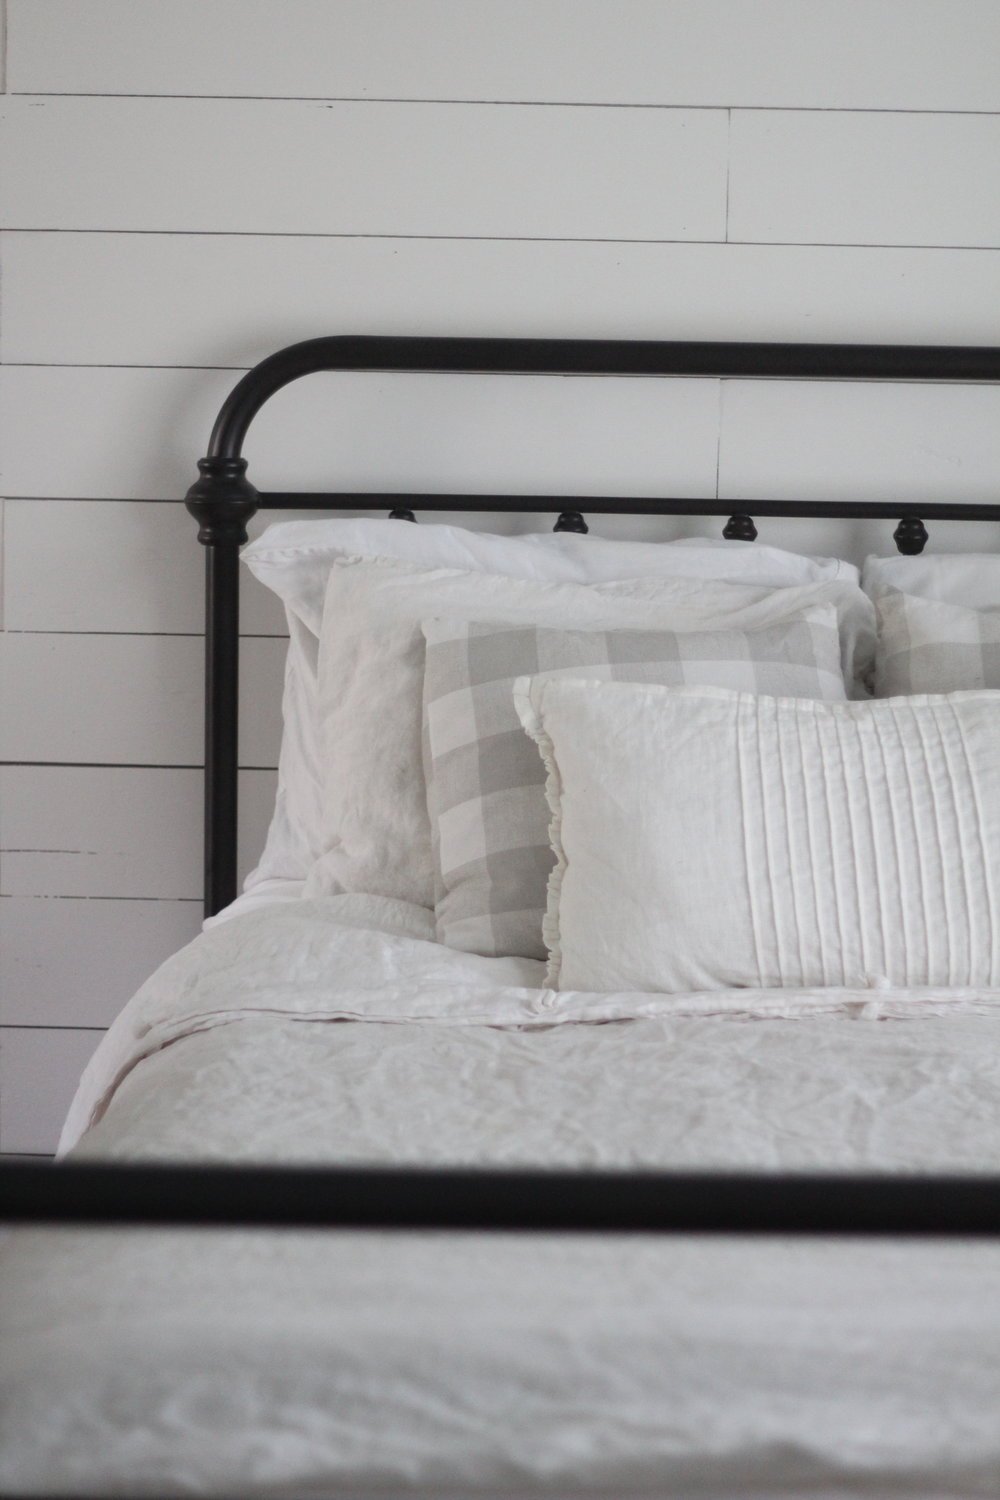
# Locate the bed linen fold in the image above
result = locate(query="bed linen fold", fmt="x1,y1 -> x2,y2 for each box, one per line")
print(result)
60,894 -> 1000,1155
4,895 -> 1000,1499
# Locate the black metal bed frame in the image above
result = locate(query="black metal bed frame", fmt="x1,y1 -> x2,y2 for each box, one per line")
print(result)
182,335 -> 1000,918
5,335 -> 1000,1249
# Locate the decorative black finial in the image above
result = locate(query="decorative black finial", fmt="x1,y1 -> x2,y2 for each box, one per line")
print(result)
554,510 -> 589,534
893,516 -> 929,555
388,507 -> 417,523
185,457 -> 260,546
723,513 -> 758,542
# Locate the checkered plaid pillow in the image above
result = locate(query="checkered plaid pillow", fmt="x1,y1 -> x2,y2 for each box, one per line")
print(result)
422,609 -> 846,959
875,588 -> 1000,696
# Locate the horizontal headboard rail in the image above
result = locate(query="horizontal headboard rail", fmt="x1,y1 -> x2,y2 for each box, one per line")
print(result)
205,334 -> 1000,462
255,491 -> 1000,524
185,335 -> 1000,918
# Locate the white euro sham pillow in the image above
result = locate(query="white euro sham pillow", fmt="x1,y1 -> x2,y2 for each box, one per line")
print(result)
862,553 -> 1000,610
306,557 -> 874,909
516,678 -> 1000,994
241,519 -> 856,891
247,520 -> 859,635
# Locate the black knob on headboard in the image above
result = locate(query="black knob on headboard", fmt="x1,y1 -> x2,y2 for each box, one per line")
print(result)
723,513 -> 758,542
554,510 -> 589,534
893,516 -> 929,555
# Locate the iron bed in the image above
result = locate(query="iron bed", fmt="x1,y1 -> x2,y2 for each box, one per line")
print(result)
182,334 -> 1000,921
5,339 -> 1000,1494
7,331 -> 1000,1226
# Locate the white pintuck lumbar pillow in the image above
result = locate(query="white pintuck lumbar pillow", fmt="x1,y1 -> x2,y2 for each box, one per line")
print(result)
515,679 -> 1000,994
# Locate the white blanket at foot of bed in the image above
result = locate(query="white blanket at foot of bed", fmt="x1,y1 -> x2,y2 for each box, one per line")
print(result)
3,895 -> 1000,1498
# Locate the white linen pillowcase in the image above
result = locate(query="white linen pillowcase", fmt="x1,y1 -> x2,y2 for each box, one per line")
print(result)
873,587 -> 1000,696
422,608 -> 847,961
516,677 -> 1000,994
305,555 -> 875,910
247,520 -> 860,638
240,518 -> 858,892
862,552 -> 1000,610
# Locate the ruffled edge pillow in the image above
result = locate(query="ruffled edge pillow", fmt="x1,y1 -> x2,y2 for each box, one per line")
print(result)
516,677 -> 1000,994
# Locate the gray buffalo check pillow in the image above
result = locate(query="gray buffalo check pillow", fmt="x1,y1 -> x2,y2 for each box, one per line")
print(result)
421,608 -> 846,959
874,587 -> 1000,696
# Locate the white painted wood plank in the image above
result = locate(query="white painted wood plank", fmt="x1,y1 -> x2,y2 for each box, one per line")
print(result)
0,897 -> 201,1027
1,633 -> 284,765
0,767 -> 276,898
9,0 -> 1000,111
6,234 -> 1000,368
0,1027 -> 103,1154
719,380 -> 1000,504
233,769 -> 282,894
730,111 -> 1000,249
0,96 -> 728,239
3,500 -> 291,636
0,365 -> 236,500
236,638 -> 285,767
1,633 -> 203,763
0,367 -> 723,501
4,499 -> 205,634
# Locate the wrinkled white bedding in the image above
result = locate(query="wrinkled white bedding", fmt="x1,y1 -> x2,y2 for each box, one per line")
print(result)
3,895 -> 1000,1498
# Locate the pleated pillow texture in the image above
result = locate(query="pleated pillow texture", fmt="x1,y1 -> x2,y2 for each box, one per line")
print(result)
515,679 -> 1000,993
423,609 -> 846,959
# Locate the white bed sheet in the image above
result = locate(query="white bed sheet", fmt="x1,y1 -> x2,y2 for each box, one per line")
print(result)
3,894 -> 1000,1498
202,875 -> 308,928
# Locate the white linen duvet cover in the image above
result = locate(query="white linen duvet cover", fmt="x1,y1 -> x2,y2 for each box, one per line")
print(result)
3,895 -> 1000,1499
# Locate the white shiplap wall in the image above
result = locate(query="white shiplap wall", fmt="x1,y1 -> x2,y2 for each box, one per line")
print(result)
2,0 -> 1000,1153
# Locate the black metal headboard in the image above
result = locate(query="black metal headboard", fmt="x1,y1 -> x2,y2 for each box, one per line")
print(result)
185,335 -> 1000,918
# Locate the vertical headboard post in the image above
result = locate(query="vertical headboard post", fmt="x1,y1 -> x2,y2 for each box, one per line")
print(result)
185,457 -> 260,917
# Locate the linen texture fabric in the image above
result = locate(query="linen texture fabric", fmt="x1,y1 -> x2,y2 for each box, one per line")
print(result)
307,555 -> 873,911
240,516 -> 857,893
874,587 -> 1000,696
424,610 -> 846,959
13,892 -> 1000,1497
862,551 -> 1000,610
516,679 -> 1000,993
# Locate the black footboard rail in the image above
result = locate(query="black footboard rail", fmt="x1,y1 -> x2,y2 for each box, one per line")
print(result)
183,334 -> 1000,918
4,1160 -> 1000,1237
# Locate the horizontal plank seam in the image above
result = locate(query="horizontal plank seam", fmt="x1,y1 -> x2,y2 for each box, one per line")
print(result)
0,504 -> 245,510
0,888 -> 203,900
0,893 -> 202,903
0,761 -> 277,770
0,1024 -> 107,1033
9,93 -> 1000,117
2,362 -> 251,370
2,630 -> 287,639
3,229 -> 1000,250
